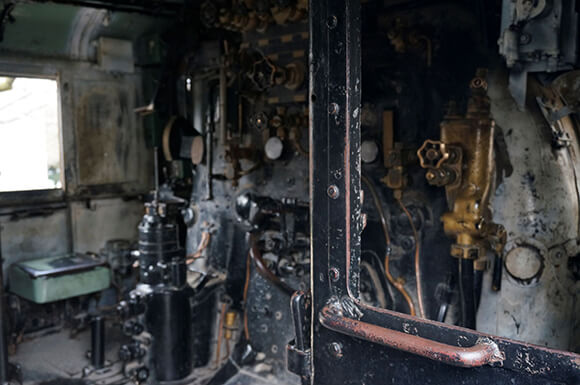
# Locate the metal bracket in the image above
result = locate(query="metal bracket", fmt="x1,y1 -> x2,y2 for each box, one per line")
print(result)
286,291 -> 311,385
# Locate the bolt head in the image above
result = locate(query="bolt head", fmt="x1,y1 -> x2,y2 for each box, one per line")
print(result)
327,185 -> 339,199
329,342 -> 343,358
329,267 -> 340,282
327,15 -> 338,29
328,102 -> 339,115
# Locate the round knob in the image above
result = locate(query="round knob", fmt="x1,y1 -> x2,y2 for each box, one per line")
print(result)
265,136 -> 284,160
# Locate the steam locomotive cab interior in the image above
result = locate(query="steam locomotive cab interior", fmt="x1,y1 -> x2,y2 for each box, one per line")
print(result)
0,0 -> 578,384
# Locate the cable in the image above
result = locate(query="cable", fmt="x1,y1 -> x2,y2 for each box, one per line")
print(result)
361,175 -> 416,316
397,198 -> 426,319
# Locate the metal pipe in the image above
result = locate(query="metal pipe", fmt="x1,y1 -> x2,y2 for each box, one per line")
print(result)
491,254 -> 502,291
218,62 -> 227,145
0,230 -> 9,384
319,304 -> 503,368
360,175 -> 416,316
205,97 -> 213,200
397,198 -> 425,318
249,238 -> 295,296
474,269 -> 483,310
458,259 -> 476,329
153,147 -> 160,203
91,316 -> 105,369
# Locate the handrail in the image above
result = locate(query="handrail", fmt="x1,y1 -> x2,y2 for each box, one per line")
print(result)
319,304 -> 504,368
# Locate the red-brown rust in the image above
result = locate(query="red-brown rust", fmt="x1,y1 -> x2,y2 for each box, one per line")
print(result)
319,305 -> 503,368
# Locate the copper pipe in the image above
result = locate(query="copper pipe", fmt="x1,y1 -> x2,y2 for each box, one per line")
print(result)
397,199 -> 425,319
361,175 -> 416,316
249,238 -> 295,296
319,304 -> 503,368
186,231 -> 211,264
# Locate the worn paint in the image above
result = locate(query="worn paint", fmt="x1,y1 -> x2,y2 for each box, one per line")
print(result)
319,304 -> 505,368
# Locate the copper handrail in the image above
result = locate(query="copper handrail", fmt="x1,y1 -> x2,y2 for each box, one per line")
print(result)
319,304 -> 504,368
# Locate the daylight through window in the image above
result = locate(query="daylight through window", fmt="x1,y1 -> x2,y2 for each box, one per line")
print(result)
0,76 -> 61,192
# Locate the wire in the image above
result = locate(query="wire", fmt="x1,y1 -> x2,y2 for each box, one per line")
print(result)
397,198 -> 425,319
361,175 -> 416,316
242,252 -> 251,341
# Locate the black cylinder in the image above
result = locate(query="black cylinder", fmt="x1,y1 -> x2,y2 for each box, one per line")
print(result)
474,269 -> 483,310
91,316 -> 105,369
491,254 -> 503,291
458,259 -> 476,329
138,204 -> 184,286
146,290 -> 192,382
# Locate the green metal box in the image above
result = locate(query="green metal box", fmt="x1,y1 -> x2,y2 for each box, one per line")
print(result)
8,254 -> 111,304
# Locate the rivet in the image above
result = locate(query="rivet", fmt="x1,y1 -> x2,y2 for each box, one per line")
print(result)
328,102 -> 339,115
327,15 -> 338,29
329,342 -> 343,358
329,267 -> 340,282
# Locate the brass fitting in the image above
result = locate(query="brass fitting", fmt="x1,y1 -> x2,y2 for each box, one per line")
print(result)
224,311 -> 237,340
418,69 -> 505,263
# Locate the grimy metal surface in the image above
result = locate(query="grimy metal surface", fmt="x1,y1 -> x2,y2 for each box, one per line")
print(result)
308,0 -> 580,384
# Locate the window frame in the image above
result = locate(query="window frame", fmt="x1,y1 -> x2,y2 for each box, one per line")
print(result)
0,69 -> 65,208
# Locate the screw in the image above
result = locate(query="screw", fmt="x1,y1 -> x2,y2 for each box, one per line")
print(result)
329,342 -> 343,358
328,102 -> 339,115
327,185 -> 339,199
329,267 -> 340,282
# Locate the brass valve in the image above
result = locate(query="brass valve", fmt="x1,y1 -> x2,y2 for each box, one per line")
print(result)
418,69 -> 505,263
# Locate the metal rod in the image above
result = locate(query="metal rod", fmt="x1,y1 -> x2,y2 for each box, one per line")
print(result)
153,147 -> 160,202
205,91 -> 214,201
91,316 -> 105,369
0,229 -> 9,384
319,304 -> 503,368
218,61 -> 227,146
491,254 -> 502,291
458,259 -> 476,329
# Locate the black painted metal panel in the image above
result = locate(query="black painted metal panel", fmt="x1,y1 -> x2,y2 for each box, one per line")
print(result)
308,0 -> 580,384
